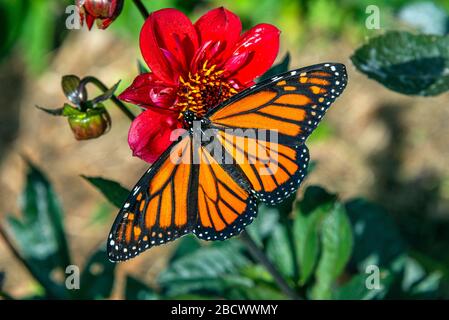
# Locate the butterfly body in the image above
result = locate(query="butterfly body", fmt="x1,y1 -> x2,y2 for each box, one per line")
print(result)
108,63 -> 348,262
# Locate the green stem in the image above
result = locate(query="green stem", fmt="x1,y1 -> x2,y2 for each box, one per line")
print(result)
132,0 -> 149,19
80,76 -> 136,121
239,230 -> 301,300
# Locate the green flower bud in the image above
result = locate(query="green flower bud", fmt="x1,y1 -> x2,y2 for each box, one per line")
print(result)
64,104 -> 111,140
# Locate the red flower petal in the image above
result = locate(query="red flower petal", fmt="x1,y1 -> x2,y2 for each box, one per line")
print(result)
85,12 -> 95,30
140,9 -> 199,84
229,23 -> 280,84
128,109 -> 182,163
194,7 -> 242,61
223,51 -> 250,75
98,17 -> 114,30
118,73 -> 176,109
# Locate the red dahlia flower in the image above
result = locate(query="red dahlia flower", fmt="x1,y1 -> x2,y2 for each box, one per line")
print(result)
119,7 -> 280,163
77,0 -> 124,30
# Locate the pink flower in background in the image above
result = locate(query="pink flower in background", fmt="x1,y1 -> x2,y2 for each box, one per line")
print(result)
77,0 -> 124,30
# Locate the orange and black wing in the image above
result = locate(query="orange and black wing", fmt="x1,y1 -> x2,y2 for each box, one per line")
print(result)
214,131 -> 310,204
208,63 -> 347,143
206,63 -> 347,204
107,134 -> 195,262
108,63 -> 348,260
108,133 -> 258,259
192,145 -> 257,240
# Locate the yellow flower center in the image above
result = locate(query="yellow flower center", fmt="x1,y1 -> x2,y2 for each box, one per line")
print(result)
176,61 -> 238,119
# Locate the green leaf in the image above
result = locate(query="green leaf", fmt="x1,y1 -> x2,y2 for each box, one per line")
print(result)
393,256 -> 442,299
410,272 -> 443,298
125,276 -> 158,300
307,122 -> 334,143
312,203 -> 353,299
245,204 -> 279,246
228,282 -> 287,300
345,198 -> 406,271
61,75 -> 83,105
137,60 -> 149,74
170,294 -> 217,300
351,31 -> 449,96
77,246 -> 115,299
91,81 -> 121,105
266,224 -> 295,279
35,105 -> 65,116
334,270 -> 393,300
298,186 -> 337,215
0,0 -> 29,62
88,203 -> 114,226
293,201 -> 333,285
6,160 -> 71,298
259,53 -> 291,82
292,186 -> 338,285
82,176 -> 130,209
169,235 -> 202,263
158,242 -> 251,297
20,0 -> 55,74
237,254 -> 289,300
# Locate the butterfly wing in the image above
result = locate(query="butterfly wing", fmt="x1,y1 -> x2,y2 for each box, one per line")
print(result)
206,63 -> 347,204
192,144 -> 257,240
108,132 -> 258,260
108,63 -> 348,260
107,134 -> 196,262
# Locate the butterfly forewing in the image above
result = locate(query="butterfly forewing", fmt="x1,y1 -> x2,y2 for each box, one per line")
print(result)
206,63 -> 347,204
208,63 -> 347,143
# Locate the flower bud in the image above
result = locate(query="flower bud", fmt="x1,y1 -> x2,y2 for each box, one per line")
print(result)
65,104 -> 111,140
77,0 -> 124,30
37,76 -> 119,141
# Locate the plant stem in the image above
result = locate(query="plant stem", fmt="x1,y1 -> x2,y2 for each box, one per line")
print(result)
80,76 -> 136,121
239,230 -> 301,300
132,0 -> 149,19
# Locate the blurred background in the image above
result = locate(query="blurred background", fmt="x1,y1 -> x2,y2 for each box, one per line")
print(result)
1,0 -> 449,299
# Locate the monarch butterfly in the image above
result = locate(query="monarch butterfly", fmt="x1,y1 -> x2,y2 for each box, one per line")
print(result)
108,63 -> 348,261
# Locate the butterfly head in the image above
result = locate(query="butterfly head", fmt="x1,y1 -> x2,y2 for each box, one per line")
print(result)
182,110 -> 200,128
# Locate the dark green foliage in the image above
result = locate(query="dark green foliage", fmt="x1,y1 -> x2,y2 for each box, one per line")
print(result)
259,53 -> 290,82
2,161 -> 116,299
82,176 -> 129,209
352,31 -> 449,96
2,157 -> 446,300
125,276 -> 158,300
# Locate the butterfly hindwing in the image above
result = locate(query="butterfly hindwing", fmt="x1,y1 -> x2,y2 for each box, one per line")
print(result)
216,131 -> 310,204
193,145 -> 258,240
107,134 -> 195,262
